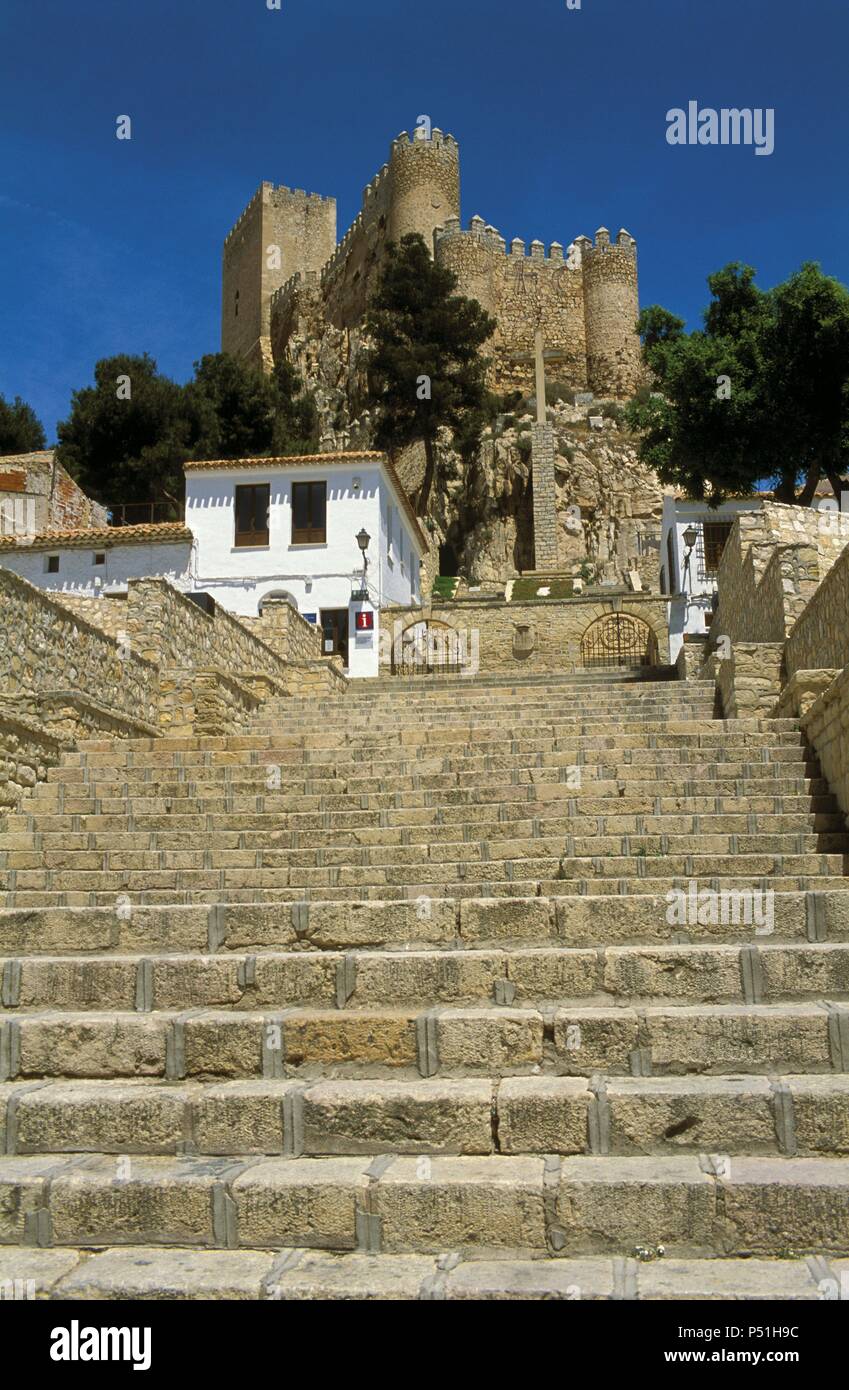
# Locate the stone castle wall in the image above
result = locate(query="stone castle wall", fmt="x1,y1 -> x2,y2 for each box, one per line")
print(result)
229,128 -> 640,403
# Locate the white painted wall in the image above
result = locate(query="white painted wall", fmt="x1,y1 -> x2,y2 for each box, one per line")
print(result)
0,541 -> 193,595
185,460 -> 424,677
662,497 -> 763,663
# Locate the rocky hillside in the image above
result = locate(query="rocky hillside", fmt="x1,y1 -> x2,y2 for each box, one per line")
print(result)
280,302 -> 664,590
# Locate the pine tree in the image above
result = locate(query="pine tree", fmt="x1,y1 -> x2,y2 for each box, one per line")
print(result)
366,234 -> 496,516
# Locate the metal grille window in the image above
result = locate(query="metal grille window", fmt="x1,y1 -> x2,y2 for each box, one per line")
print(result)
234,484 -> 270,547
698,522 -> 733,579
292,481 -> 326,545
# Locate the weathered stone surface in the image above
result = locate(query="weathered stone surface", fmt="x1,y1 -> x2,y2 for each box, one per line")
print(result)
497,1077 -> 591,1153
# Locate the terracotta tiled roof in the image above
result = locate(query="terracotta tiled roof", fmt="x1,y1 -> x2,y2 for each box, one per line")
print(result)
184,451 -> 385,470
184,451 -> 428,552
0,523 -> 193,552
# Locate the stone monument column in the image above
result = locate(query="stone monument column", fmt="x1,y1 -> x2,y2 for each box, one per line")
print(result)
531,325 -> 558,571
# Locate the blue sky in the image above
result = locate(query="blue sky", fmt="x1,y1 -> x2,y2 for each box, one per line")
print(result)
2,0 -> 848,443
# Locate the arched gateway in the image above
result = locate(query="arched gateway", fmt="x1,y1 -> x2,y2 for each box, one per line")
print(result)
580,612 -> 659,670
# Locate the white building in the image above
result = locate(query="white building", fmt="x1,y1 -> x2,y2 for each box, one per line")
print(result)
661,496 -> 764,663
0,451 -> 427,680
0,522 -> 193,595
183,451 -> 426,678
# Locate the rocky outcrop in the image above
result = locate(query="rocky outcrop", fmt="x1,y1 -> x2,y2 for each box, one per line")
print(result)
278,300 -> 663,587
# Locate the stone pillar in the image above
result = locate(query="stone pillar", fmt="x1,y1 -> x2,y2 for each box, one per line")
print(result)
531,424 -> 558,572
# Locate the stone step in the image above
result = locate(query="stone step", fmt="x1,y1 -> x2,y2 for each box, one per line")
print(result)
4,942 -> 849,1013
6,794 -> 842,839
6,833 -> 849,877
5,815 -> 847,859
4,1074 -> 849,1159
8,877 -> 849,911
7,826 -> 847,864
1,1153 -> 848,1256
63,733 -> 806,772
3,1001 -> 849,1080
2,892 -> 847,956
5,849 -> 845,895
0,1244 -> 837,1300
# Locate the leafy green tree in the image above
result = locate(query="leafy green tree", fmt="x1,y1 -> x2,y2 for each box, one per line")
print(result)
366,233 -> 496,515
626,262 -> 849,503
57,354 -> 188,511
57,352 -> 320,512
0,394 -> 47,454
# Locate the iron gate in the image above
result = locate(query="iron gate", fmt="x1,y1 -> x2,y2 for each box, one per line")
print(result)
580,614 -> 658,670
391,621 -> 466,676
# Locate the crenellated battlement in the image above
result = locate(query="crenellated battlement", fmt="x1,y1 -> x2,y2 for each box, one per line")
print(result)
435,216 -> 579,267
390,128 -> 459,156
224,182 -> 333,247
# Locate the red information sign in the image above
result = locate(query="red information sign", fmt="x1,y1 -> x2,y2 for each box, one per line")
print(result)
355,610 -> 374,631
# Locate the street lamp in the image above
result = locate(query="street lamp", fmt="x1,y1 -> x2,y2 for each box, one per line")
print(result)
682,524 -> 699,593
352,528 -> 371,601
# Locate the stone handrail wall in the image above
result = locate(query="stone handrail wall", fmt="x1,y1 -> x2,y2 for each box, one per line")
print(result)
0,568 -> 158,723
0,707 -> 69,809
242,599 -> 323,664
802,666 -> 849,831
785,541 -> 849,677
714,502 -> 849,645
123,578 -> 287,677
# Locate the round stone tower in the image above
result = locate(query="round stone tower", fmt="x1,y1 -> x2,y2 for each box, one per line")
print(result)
387,128 -> 461,251
581,228 -> 642,398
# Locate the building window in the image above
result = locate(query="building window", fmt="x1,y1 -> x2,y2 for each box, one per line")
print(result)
666,530 -> 677,592
234,290 -> 240,318
93,553 -> 105,566
46,555 -> 59,573
291,480 -> 326,544
234,484 -> 270,547
701,521 -> 733,578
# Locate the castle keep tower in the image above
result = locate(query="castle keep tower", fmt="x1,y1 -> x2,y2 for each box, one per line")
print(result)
386,128 -> 460,248
222,183 -> 337,369
581,228 -> 641,396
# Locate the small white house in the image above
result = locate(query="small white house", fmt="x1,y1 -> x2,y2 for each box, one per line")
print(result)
0,523 -> 194,595
184,451 -> 427,678
661,496 -> 764,663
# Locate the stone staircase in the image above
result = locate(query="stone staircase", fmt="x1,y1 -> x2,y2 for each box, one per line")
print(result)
2,669 -> 849,1300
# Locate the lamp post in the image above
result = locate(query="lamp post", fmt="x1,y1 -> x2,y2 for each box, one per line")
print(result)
354,528 -> 371,600
682,524 -> 698,594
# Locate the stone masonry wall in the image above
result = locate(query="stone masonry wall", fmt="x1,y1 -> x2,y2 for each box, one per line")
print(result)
122,578 -> 287,679
381,594 -> 670,675
786,541 -> 849,677
802,666 -> 849,831
715,503 -> 849,645
0,568 -> 158,723
242,599 -> 323,665
0,708 -> 68,809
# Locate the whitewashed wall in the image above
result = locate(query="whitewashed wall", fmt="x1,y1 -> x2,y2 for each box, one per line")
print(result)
0,541 -> 193,595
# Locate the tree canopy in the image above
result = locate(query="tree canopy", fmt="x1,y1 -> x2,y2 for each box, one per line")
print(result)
56,352 -> 320,513
365,233 -> 496,515
626,261 -> 849,503
0,393 -> 46,454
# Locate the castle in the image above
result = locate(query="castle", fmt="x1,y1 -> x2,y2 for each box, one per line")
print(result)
222,126 -> 643,400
